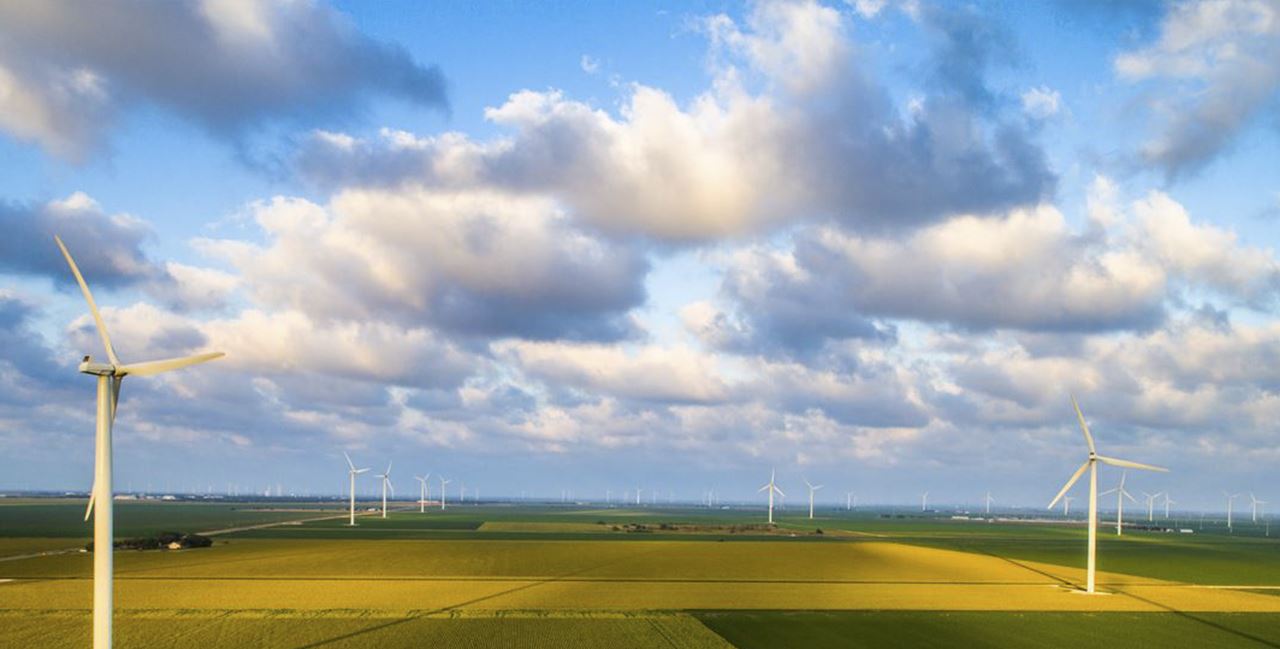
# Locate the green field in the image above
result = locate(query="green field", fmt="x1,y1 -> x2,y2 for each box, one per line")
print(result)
1,501 -> 1278,647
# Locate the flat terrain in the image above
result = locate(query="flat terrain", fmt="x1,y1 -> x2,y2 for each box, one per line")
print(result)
1,501 -> 1277,647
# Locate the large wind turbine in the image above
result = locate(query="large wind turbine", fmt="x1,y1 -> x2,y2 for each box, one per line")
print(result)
439,476 -> 451,510
343,452 -> 370,526
56,236 -> 224,649
376,462 -> 393,518
1100,471 -> 1137,536
758,469 -> 785,525
415,474 -> 431,513
803,479 -> 823,520
1251,494 -> 1267,523
1048,396 -> 1167,593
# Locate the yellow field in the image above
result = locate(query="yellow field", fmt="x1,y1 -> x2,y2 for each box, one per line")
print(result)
2,539 -> 1278,615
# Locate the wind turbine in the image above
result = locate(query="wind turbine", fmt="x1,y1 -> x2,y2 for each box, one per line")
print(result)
846,492 -> 854,511
1063,496 -> 1075,517
803,479 -> 823,520
758,469 -> 785,525
1048,396 -> 1167,593
1100,471 -> 1137,536
414,474 -> 430,513
1225,492 -> 1241,531
1251,494 -> 1267,523
636,487 -> 643,506
375,462 -> 394,518
343,452 -> 370,526
56,236 -> 225,649
921,491 -> 929,512
439,476 -> 451,510
1163,493 -> 1176,519
984,491 -> 994,515
1141,491 -> 1163,522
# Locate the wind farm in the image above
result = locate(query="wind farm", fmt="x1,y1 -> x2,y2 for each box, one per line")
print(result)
2,1 -> 1279,648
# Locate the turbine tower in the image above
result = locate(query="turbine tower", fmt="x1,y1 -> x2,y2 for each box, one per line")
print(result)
343,452 -> 370,526
414,474 -> 430,513
375,462 -> 394,518
439,476 -> 451,510
921,491 -> 929,512
56,236 -> 224,649
803,479 -> 823,520
757,469 -> 785,525
1163,493 -> 1176,519
1225,492 -> 1241,531
1100,471 -> 1137,536
1063,496 -> 1074,517
846,492 -> 854,511
984,491 -> 994,515
1048,395 -> 1167,594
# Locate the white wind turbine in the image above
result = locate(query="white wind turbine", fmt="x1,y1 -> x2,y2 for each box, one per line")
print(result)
984,491 -> 995,515
414,474 -> 431,513
439,476 -> 451,510
375,462 -> 394,518
56,236 -> 225,649
1141,491 -> 1163,522
1163,493 -> 1175,519
804,479 -> 823,520
846,492 -> 854,511
1048,396 -> 1167,593
1100,471 -> 1137,536
1251,494 -> 1267,523
1063,496 -> 1075,517
921,491 -> 929,512
343,452 -> 370,526
758,469 -> 785,525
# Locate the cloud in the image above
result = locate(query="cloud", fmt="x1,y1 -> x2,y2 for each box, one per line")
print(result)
1115,0 -> 1280,178
0,0 -> 447,160
708,187 -> 1279,347
0,193 -> 157,287
197,188 -> 649,342
1021,86 -> 1062,119
579,55 -> 600,74
499,341 -> 732,405
293,0 -> 1053,242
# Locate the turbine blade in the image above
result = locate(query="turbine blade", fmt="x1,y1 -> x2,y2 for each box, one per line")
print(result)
344,452 -> 355,470
774,486 -> 786,498
355,468 -> 370,474
1048,460 -> 1090,509
109,376 -> 121,426
55,236 -> 120,366
1100,488 -> 1118,495
117,351 -> 225,377
84,488 -> 95,522
1070,394 -> 1096,455
1123,490 -> 1138,504
758,484 -> 770,492
1096,455 -> 1168,472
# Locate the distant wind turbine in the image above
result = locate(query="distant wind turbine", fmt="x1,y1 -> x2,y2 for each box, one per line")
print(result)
1251,494 -> 1267,523
1163,493 -> 1175,519
1100,471 -> 1137,536
414,474 -> 430,513
1048,396 -> 1167,594
921,491 -> 929,512
376,462 -> 394,518
758,469 -> 785,525
343,452 -> 370,526
804,479 -> 823,520
1141,491 -> 1163,522
1063,496 -> 1075,517
56,235 -> 225,649
846,492 -> 854,511
438,476 -> 451,510
1225,492 -> 1241,532
984,491 -> 994,515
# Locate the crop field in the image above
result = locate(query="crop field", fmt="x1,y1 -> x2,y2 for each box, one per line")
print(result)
1,502 -> 1278,647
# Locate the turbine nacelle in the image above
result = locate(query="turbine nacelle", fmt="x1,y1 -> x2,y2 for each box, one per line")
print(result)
78,356 -> 116,376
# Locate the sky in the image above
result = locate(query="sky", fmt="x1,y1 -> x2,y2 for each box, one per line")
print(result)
1,0 -> 1278,510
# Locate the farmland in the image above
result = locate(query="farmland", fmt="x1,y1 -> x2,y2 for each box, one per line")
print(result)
1,501 -> 1278,647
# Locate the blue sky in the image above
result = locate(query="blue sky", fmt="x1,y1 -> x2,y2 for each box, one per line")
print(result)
1,0 -> 1278,510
